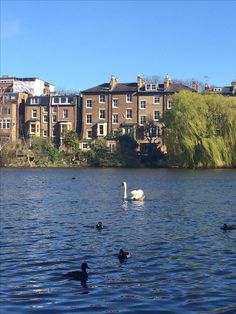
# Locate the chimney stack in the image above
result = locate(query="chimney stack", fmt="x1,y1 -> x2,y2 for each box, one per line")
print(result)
164,74 -> 171,89
137,75 -> 144,89
192,81 -> 199,92
110,75 -> 119,90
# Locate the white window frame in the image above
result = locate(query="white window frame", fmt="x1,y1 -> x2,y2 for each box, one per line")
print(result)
43,130 -> 47,137
86,99 -> 92,108
52,107 -> 57,113
99,94 -> 105,103
86,114 -> 92,124
126,94 -> 132,103
30,123 -> 36,134
32,109 -> 37,119
139,115 -> 147,125
112,114 -> 118,124
43,106 -> 48,113
63,109 -> 68,119
43,115 -> 48,123
153,96 -> 160,104
53,97 -> 60,104
87,129 -> 92,139
126,109 -> 132,119
97,123 -> 107,136
31,98 -> 40,105
0,119 -> 11,129
99,109 -> 106,120
112,99 -> 118,108
52,115 -> 57,123
153,110 -> 161,121
139,100 -> 146,109
167,99 -> 172,110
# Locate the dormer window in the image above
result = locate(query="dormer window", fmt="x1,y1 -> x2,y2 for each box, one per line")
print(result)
31,98 -> 40,105
145,84 -> 158,91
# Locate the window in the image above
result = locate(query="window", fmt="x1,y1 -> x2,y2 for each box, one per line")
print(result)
52,115 -> 57,122
126,109 -> 132,119
53,97 -> 60,104
126,94 -> 132,103
52,130 -> 56,137
140,100 -> 146,109
0,119 -> 11,129
43,115 -> 48,123
52,107 -> 57,113
153,96 -> 160,104
32,109 -> 37,118
167,99 -> 172,109
145,83 -> 158,91
99,94 -> 105,103
112,99 -> 118,108
87,130 -> 92,139
98,124 -> 104,135
86,99 -> 92,108
86,114 -> 92,124
43,130 -> 47,137
139,115 -> 147,125
2,107 -> 10,114
82,143 -> 89,149
112,114 -> 118,124
43,107 -> 48,113
61,97 -> 67,103
31,98 -> 40,104
61,124 -> 69,133
63,109 -> 68,118
99,109 -> 105,119
153,110 -> 161,120
30,124 -> 36,133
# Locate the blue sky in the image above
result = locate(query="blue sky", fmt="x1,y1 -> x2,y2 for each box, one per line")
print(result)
1,0 -> 236,91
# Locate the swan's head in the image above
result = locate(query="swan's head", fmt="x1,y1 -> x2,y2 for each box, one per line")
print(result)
122,182 -> 126,186
81,262 -> 89,271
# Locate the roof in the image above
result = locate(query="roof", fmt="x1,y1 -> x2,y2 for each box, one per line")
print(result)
82,82 -> 137,94
165,83 -> 194,93
26,96 -> 50,106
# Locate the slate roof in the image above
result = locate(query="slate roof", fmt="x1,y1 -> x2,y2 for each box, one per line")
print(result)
82,83 -> 137,94
165,83 -> 194,93
26,96 -> 50,105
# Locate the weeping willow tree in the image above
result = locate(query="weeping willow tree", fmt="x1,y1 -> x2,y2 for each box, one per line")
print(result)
163,90 -> 236,168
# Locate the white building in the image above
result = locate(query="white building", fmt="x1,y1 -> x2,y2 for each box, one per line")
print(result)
0,76 -> 55,96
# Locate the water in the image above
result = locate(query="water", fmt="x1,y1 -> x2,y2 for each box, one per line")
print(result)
0,168 -> 236,313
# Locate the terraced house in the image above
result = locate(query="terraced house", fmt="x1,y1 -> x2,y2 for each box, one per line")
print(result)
81,75 -> 193,153
0,92 -> 27,143
24,95 -> 78,147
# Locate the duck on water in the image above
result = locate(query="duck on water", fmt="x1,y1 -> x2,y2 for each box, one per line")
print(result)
64,262 -> 89,286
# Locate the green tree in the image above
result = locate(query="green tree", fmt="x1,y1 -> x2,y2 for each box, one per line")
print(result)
164,90 -> 236,168
116,134 -> 140,167
63,131 -> 80,153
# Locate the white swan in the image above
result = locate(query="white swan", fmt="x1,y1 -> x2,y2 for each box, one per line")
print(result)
122,181 -> 145,201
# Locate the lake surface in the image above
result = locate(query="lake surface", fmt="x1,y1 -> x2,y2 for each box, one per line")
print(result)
0,168 -> 236,313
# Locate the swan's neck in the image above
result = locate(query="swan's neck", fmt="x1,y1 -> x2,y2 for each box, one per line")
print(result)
123,182 -> 127,199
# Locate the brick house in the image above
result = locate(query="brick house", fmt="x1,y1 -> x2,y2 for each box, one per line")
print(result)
204,80 -> 236,96
80,75 -> 193,153
25,95 -> 78,148
0,92 -> 28,144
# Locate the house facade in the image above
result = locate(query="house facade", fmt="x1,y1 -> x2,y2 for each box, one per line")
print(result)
25,95 -> 78,147
80,75 -> 193,152
204,80 -> 236,96
0,92 -> 28,143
